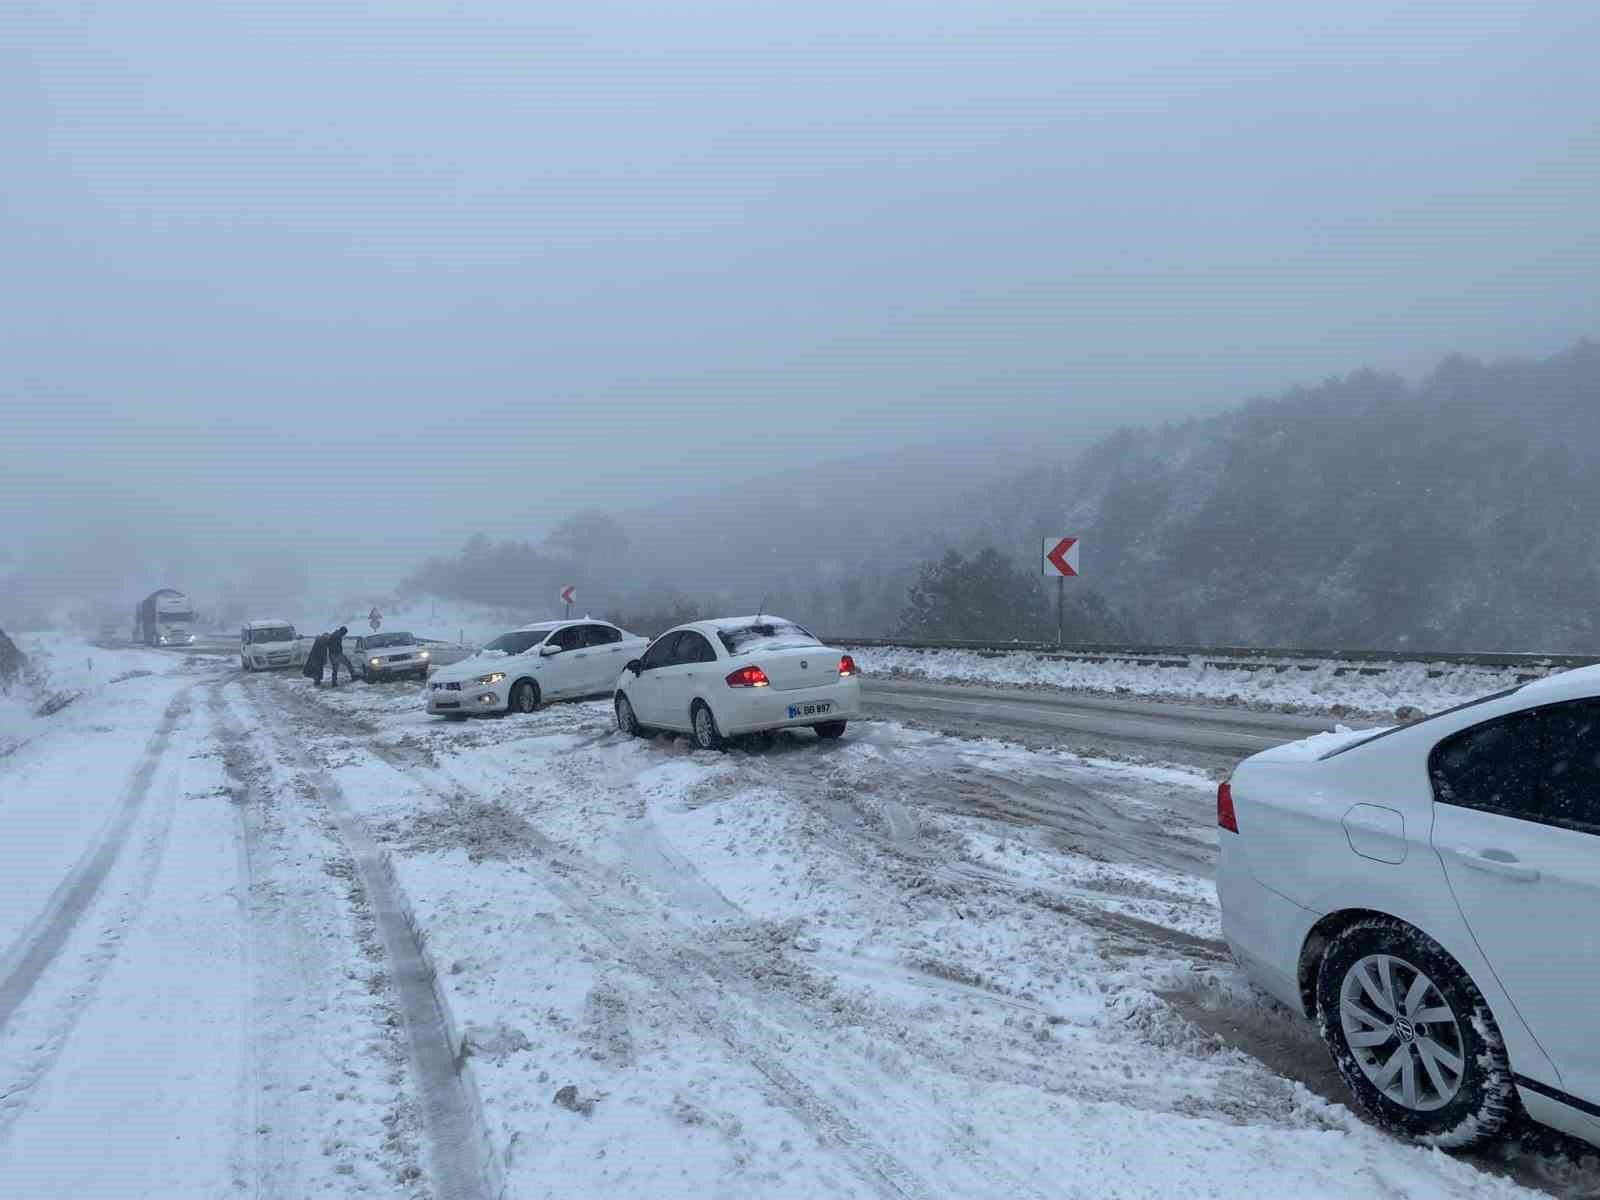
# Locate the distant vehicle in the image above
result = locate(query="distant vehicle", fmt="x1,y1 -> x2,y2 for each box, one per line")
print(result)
352,631 -> 430,682
135,589 -> 196,646
240,621 -> 305,671
613,616 -> 861,750
1218,666 -> 1600,1152
426,620 -> 647,718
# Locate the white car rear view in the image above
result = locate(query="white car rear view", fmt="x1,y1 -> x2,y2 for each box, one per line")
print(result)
613,616 -> 861,750
1217,665 -> 1600,1151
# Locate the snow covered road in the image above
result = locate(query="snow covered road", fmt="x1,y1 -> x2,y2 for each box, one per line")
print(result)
2,640 -> 1597,1199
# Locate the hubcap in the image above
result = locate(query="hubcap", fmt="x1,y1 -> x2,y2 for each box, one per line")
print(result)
695,709 -> 713,745
618,699 -> 633,730
1339,953 -> 1465,1112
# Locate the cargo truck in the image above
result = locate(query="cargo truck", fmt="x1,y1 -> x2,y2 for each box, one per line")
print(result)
135,589 -> 197,646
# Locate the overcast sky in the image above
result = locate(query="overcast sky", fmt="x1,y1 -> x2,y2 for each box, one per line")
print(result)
4,0 -> 1597,599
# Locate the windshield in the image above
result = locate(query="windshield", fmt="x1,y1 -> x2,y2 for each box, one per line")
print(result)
482,630 -> 546,656
717,620 -> 819,656
362,632 -> 415,649
158,611 -> 196,624
248,627 -> 295,644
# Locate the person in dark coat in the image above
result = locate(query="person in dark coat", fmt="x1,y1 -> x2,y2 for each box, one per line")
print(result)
303,634 -> 329,684
327,626 -> 355,687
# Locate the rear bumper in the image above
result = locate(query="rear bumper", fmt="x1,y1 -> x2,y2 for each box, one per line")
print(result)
717,678 -> 862,735
1218,834 -> 1318,1014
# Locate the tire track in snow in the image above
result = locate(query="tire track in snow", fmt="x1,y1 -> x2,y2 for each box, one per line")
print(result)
0,689 -> 191,1031
237,682 -> 502,1200
293,700 -> 940,1200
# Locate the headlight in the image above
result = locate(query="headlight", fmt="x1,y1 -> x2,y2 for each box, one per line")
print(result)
371,658 -> 381,667
419,650 -> 430,659
477,671 -> 506,685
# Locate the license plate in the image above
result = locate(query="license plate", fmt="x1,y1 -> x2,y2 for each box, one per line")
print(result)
788,701 -> 833,719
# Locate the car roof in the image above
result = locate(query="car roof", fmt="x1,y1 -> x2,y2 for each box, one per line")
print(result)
1514,663 -> 1600,701
244,619 -> 294,628
665,615 -> 804,637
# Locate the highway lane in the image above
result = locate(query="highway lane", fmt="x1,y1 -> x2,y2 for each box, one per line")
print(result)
862,677 -> 1360,766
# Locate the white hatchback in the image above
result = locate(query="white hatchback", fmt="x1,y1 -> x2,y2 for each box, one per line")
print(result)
612,616 -> 861,750
426,620 -> 648,718
1218,665 -> 1600,1151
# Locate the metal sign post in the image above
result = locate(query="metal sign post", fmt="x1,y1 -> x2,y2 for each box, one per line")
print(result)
559,585 -> 576,619
1041,536 -> 1080,647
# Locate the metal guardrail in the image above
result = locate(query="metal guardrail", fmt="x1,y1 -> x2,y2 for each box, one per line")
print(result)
827,637 -> 1600,679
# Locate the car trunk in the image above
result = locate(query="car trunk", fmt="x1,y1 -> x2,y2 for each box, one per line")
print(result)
745,646 -> 841,692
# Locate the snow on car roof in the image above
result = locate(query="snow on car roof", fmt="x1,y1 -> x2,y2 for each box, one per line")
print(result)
511,619 -> 606,633
1516,663 -> 1600,697
244,619 -> 294,628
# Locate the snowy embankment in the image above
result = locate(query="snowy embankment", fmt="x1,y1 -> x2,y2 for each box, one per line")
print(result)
851,645 -> 1526,718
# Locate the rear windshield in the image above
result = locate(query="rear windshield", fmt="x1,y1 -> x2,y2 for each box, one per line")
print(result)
1319,686 -> 1525,760
483,630 -> 546,656
717,620 -> 818,656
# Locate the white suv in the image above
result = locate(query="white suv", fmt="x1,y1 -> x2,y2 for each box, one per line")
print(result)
1218,665 -> 1600,1151
240,621 -> 306,671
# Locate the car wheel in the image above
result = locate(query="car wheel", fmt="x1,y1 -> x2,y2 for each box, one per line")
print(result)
615,693 -> 649,738
1316,916 -> 1515,1148
691,701 -> 725,752
511,679 -> 541,714
815,721 -> 847,740
241,657 -> 251,672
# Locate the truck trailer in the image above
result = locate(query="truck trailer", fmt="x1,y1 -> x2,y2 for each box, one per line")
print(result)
135,589 -> 196,646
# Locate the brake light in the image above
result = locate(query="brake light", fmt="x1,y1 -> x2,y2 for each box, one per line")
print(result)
725,665 -> 770,688
839,654 -> 857,678
1217,780 -> 1239,833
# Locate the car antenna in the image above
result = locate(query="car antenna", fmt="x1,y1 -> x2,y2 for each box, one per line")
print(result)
757,594 -> 767,621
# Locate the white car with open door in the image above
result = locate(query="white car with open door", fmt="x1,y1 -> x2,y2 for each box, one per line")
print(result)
1217,665 -> 1600,1152
613,616 -> 861,750
426,619 -> 647,718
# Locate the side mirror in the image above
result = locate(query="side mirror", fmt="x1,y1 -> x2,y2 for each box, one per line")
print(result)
625,659 -> 643,676
539,643 -> 561,656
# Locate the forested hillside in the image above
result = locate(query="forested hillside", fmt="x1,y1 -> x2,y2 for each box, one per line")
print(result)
404,343 -> 1599,652
934,343 -> 1600,651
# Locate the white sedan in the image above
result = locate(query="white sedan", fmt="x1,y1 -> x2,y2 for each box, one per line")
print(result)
1219,665 -> 1600,1151
612,616 -> 861,750
426,619 -> 647,718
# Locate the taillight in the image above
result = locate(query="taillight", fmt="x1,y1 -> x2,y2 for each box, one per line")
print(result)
725,665 -> 770,688
1217,780 -> 1239,833
839,654 -> 857,678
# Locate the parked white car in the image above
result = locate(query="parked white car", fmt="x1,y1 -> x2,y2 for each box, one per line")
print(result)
351,630 -> 430,681
426,620 -> 647,718
613,616 -> 861,750
240,621 -> 306,671
1218,665 -> 1600,1151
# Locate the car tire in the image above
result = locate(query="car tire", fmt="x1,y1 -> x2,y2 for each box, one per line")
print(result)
241,657 -> 251,672
691,701 -> 725,752
511,679 -> 541,714
814,721 -> 847,740
615,693 -> 651,738
1316,916 -> 1515,1148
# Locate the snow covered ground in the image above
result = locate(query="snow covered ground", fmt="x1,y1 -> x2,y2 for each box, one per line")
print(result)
2,638 -> 1595,1198
851,645 -> 1534,719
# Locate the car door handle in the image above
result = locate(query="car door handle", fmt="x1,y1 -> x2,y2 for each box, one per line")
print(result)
1451,847 -> 1541,883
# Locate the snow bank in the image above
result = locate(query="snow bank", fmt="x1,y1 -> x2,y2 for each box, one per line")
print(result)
852,646 -> 1526,717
